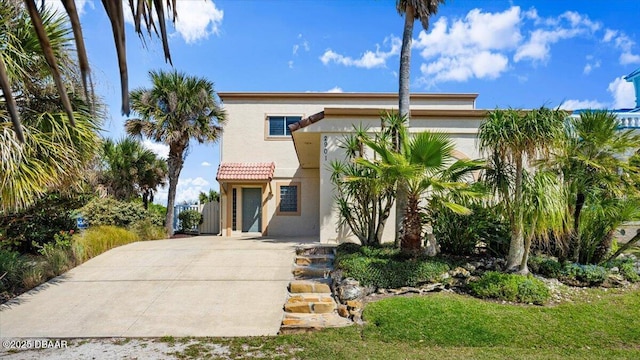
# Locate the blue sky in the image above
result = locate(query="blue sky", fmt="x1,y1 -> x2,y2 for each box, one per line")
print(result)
48,0 -> 640,205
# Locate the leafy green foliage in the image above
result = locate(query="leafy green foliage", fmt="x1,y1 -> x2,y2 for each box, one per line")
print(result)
0,193 -> 82,253
129,219 -> 167,241
335,244 -> 450,288
469,271 -> 550,305
528,256 -> 563,278
560,263 -> 608,286
72,226 -> 140,263
80,197 -> 149,228
0,249 -> 28,293
432,202 -> 510,256
178,209 -> 202,232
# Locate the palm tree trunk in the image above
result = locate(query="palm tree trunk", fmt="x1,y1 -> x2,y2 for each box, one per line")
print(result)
568,192 -> 585,262
165,149 -> 184,236
519,234 -> 533,275
395,4 -> 414,247
401,194 -> 422,255
507,155 -> 525,270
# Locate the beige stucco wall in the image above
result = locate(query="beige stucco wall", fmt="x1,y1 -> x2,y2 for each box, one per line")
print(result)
219,93 -> 483,243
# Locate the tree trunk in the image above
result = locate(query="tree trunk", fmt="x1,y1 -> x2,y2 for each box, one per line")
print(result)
375,192 -> 394,245
395,4 -> 414,247
506,155 -> 524,270
165,147 -> 184,236
568,192 -> 585,262
518,234 -> 533,275
593,229 -> 615,264
605,229 -> 640,262
401,194 -> 422,255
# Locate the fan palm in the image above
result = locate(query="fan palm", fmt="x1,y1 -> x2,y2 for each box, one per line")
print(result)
1,2 -> 102,212
98,137 -> 168,209
478,107 -> 565,270
358,121 -> 483,253
549,110 -> 640,262
1,0 -> 176,142
126,70 -> 226,235
394,0 -> 446,244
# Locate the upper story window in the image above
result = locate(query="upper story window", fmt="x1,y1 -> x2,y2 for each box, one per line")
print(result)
268,116 -> 302,136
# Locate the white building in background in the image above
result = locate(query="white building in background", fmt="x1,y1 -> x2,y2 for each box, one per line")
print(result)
216,92 -> 486,243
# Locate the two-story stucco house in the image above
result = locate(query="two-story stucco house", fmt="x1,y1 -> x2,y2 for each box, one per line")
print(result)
216,92 -> 487,243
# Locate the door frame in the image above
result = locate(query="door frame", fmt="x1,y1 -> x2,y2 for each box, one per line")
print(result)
224,183 -> 268,236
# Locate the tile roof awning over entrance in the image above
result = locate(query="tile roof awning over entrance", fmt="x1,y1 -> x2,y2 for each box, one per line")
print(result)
216,162 -> 275,181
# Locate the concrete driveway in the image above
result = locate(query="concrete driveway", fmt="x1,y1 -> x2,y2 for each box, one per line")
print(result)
0,236 -> 309,337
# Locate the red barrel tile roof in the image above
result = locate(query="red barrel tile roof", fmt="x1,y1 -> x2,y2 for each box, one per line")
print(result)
216,162 -> 275,181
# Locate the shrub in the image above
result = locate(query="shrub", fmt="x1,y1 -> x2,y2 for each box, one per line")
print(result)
80,197 -> 148,228
178,209 -> 202,232
469,271 -> 550,305
432,203 -> 510,256
560,263 -> 608,286
606,258 -> 640,282
0,250 -> 28,293
335,245 -> 450,289
129,219 -> 167,240
0,193 -> 81,253
528,256 -> 562,278
72,226 -> 140,262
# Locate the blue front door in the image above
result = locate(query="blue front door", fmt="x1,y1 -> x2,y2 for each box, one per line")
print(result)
242,188 -> 261,232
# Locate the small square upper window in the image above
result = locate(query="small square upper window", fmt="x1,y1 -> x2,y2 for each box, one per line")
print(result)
268,116 -> 302,136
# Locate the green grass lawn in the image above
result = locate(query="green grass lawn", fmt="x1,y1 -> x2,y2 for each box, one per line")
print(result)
165,286 -> 640,359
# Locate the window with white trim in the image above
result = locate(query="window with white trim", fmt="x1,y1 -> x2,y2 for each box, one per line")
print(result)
268,116 -> 302,136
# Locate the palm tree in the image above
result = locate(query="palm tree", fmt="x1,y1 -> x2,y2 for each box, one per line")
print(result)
358,120 -> 482,253
518,170 -> 568,274
1,0 -> 176,142
1,2 -> 102,212
394,0 -> 446,245
549,110 -> 640,262
98,137 -> 168,208
126,70 -> 226,235
478,107 -> 565,270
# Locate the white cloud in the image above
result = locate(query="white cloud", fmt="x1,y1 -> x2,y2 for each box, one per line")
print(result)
288,60 -> 294,69
154,176 -> 212,205
201,161 -> 211,167
122,0 -> 223,44
173,0 -> 224,43
514,11 -> 599,63
583,59 -> 600,74
326,86 -> 343,93
559,99 -> 607,110
46,0 -> 93,17
602,29 -> 640,65
142,140 -> 168,159
320,35 -> 401,69
608,77 -> 635,109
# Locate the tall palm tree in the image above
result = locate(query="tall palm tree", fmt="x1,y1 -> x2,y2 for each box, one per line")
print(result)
126,70 -> 226,235
98,137 -> 167,208
549,110 -> 640,262
1,2 -> 102,212
358,121 -> 482,253
394,0 -> 446,245
478,107 -> 565,270
1,0 -> 176,142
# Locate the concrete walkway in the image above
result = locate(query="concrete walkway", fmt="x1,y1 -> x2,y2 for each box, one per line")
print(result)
0,236 -> 313,338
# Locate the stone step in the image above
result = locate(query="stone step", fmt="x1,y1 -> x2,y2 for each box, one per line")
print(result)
296,245 -> 336,256
295,254 -> 335,266
289,280 -> 332,293
284,294 -> 337,314
292,265 -> 332,279
280,313 -> 352,334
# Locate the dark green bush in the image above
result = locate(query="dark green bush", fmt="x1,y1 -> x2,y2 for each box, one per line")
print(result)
178,209 -> 202,232
80,197 -> 149,228
469,271 -> 550,305
432,203 -> 510,256
335,245 -> 450,289
528,256 -> 562,278
0,193 -> 82,253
